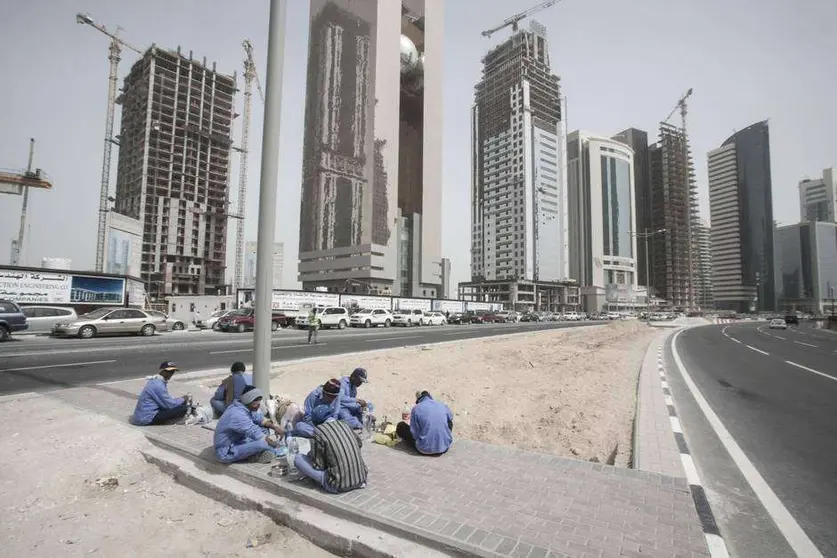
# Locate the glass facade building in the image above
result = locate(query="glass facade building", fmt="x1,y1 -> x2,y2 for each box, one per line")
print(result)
775,221 -> 837,313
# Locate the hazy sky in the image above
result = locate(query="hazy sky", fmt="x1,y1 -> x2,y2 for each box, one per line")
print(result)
1,0 -> 835,290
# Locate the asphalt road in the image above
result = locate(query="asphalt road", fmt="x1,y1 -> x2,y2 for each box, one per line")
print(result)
670,321 -> 837,557
0,321 -> 599,395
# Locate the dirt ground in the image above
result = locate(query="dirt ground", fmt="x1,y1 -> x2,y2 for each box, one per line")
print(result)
262,321 -> 656,466
0,396 -> 334,558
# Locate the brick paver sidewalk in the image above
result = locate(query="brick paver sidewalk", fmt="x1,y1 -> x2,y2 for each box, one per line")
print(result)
46,384 -> 709,558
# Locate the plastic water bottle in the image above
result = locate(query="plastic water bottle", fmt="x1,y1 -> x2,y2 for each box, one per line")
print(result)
285,430 -> 296,471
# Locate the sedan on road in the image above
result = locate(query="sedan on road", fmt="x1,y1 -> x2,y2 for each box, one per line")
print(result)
768,318 -> 788,330
52,308 -> 165,339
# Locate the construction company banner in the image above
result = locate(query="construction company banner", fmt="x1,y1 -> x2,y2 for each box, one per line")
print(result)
339,294 -> 392,311
432,299 -> 464,313
271,290 -> 340,310
0,269 -> 71,304
465,301 -> 494,311
393,297 -> 432,311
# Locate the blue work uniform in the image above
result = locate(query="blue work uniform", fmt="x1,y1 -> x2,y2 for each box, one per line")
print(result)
293,386 -> 341,438
131,375 -> 186,426
337,376 -> 363,429
214,401 -> 270,463
210,373 -> 253,415
410,394 -> 453,455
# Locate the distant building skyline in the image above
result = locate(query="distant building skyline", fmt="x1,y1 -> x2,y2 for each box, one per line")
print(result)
799,168 -> 837,223
113,46 -> 236,300
695,221 -> 714,309
708,120 -> 775,312
775,221 -> 837,314
470,23 -> 568,285
567,130 -> 637,313
244,241 -> 283,290
297,0 -> 443,299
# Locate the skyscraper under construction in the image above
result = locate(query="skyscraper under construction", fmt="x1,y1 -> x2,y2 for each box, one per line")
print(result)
113,47 -> 236,299
648,122 -> 698,308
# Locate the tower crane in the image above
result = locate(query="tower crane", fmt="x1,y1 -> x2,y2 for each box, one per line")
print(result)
76,13 -> 143,273
663,88 -> 697,309
481,0 -> 563,38
232,40 -> 266,290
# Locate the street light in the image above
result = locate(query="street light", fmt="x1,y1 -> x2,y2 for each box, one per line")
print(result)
632,228 -> 666,323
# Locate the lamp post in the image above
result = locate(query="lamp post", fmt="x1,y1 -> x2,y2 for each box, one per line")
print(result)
632,228 -> 666,323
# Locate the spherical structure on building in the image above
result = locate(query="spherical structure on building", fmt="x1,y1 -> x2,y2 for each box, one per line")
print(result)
400,35 -> 419,74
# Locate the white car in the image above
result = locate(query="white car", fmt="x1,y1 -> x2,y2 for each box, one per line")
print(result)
563,312 -> 581,321
145,310 -> 186,331
20,306 -> 78,335
768,318 -> 787,330
199,309 -> 233,331
296,306 -> 350,329
350,309 -> 393,328
420,311 -> 447,326
391,308 -> 424,327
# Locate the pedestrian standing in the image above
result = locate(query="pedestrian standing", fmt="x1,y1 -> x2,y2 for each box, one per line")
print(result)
307,307 -> 321,345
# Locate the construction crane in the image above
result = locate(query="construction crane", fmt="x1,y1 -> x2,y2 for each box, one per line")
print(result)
4,139 -> 53,266
481,0 -> 563,38
76,13 -> 143,273
664,88 -> 697,309
232,40 -> 266,290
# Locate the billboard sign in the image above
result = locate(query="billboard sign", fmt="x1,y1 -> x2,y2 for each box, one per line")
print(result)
605,283 -> 634,303
70,275 -> 125,305
339,294 -> 392,310
393,297 -> 432,311
126,279 -> 146,307
0,269 -> 71,303
271,290 -> 340,310
432,299 -> 464,313
465,301 -> 493,311
105,228 -> 134,276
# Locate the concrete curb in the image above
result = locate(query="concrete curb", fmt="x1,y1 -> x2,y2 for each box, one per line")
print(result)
141,446 -> 451,558
144,433 -> 487,557
176,323 -> 607,386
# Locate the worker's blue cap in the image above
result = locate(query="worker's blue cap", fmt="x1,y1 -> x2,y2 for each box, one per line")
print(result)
311,405 -> 334,426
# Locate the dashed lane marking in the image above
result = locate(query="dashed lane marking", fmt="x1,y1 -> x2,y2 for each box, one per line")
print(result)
784,360 -> 837,383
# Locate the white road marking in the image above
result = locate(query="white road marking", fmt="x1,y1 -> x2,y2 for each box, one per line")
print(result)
664,395 -> 674,406
784,360 -> 836,383
774,335 -> 786,340
365,335 -> 423,343
672,330 -> 824,558
209,343 -> 315,355
745,345 -> 769,356
669,416 -> 682,433
661,380 -> 669,390
680,453 -> 702,485
0,359 -> 117,372
794,341 -> 817,348
731,338 -> 742,344
705,533 -> 731,558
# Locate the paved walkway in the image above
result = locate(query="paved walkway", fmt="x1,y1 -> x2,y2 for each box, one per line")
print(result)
44,380 -> 710,558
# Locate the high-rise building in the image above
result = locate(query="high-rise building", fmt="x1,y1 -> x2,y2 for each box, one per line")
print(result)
298,0 -> 443,298
243,241 -> 284,289
648,122 -> 698,308
470,22 -> 567,284
799,168 -> 837,223
707,120 -> 774,312
114,46 -> 236,299
439,257 -> 451,299
612,128 -> 652,286
775,221 -> 837,314
567,131 -> 637,312
695,221 -> 713,309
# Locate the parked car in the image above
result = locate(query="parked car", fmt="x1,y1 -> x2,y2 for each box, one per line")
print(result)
196,309 -> 233,331
52,308 -> 165,339
563,312 -> 581,321
144,310 -> 185,332
480,312 -> 505,323
519,313 -> 540,322
19,306 -> 77,335
391,308 -> 425,327
447,312 -> 466,324
0,299 -> 28,341
464,311 -> 484,324
420,311 -> 447,326
769,318 -> 788,330
350,308 -> 393,328
295,306 -> 350,329
217,308 -> 291,332
783,314 -> 800,325
495,310 -> 517,323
